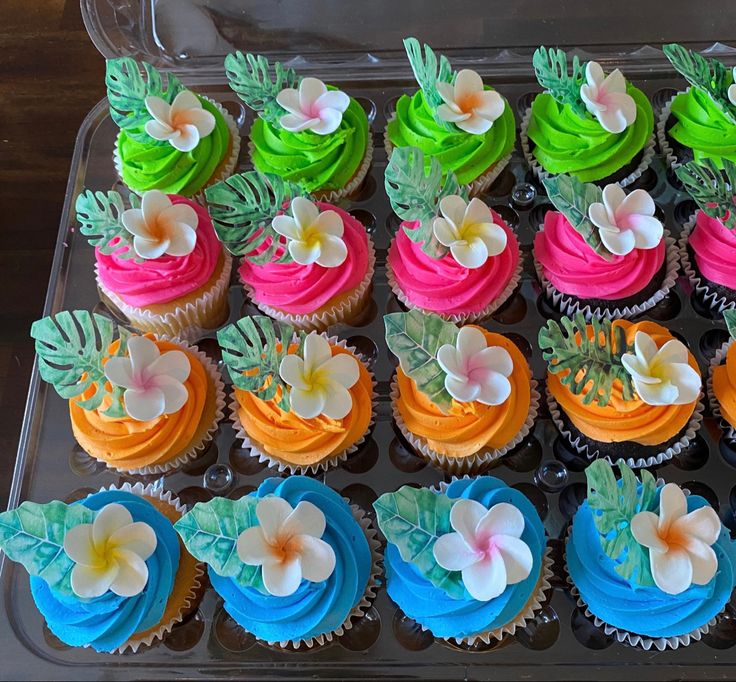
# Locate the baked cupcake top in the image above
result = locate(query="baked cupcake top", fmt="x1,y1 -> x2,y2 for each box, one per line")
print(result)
568,460 -> 736,639
107,58 -> 231,197
534,173 -> 665,301
527,47 -> 653,182
374,477 -> 546,639
386,38 -> 515,185
540,315 -> 701,447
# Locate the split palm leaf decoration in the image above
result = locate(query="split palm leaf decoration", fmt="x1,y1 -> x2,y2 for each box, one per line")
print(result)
676,158 -> 736,230
532,46 -> 588,117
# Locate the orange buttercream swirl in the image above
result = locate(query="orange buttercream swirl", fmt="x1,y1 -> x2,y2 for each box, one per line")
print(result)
713,342 -> 736,430
547,320 -> 700,445
395,330 -> 532,458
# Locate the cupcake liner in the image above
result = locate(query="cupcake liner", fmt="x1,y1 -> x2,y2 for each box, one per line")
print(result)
707,338 -> 736,438
391,376 -> 541,475
655,91 -> 681,169
533,230 -> 680,321
520,105 -> 656,189
229,335 -> 377,474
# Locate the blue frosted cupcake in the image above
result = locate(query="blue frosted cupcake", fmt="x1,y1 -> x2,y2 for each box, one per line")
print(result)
374,476 -> 551,644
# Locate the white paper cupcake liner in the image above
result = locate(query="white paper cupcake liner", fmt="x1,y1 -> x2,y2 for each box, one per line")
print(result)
707,338 -> 736,439
520,105 -> 656,189
229,335 -> 377,474
533,230 -> 680,321
655,91 -> 682,169
391,376 -> 541,475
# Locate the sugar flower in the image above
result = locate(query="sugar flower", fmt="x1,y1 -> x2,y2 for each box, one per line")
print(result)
436,69 -> 506,134
276,77 -> 350,135
579,61 -> 637,134
729,67 -> 736,107
144,90 -> 216,152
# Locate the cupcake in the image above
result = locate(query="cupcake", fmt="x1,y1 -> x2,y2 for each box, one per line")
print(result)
224,51 -> 371,201
107,57 -> 239,198
540,315 -> 703,468
533,173 -> 678,319
385,146 -> 521,323
385,37 -> 515,196
386,308 -> 539,474
709,310 -> 736,436
76,188 -> 232,341
219,315 -> 375,473
205,171 -> 375,331
522,47 -> 654,185
567,459 -> 736,650
0,482 -> 203,653
30,310 -> 224,474
659,43 -> 736,168
175,475 -> 379,648
374,477 -> 551,645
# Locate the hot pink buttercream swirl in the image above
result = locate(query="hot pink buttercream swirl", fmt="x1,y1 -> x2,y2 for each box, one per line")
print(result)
534,211 -> 665,300
95,196 -> 221,307
238,203 -> 369,314
689,210 -> 736,289
387,211 -> 520,316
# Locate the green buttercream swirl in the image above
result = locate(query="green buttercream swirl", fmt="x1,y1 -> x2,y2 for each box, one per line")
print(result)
386,89 -> 516,185
249,96 -> 369,193
527,85 -> 653,182
116,97 -> 230,197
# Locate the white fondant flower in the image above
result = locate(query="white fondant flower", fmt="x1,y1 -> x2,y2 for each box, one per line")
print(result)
64,502 -> 157,599
104,335 -> 191,421
437,327 -> 513,405
432,196 -> 507,269
436,69 -> 506,135
279,332 -> 360,420
621,331 -> 701,406
631,483 -> 721,595
433,499 -> 533,602
144,90 -> 216,152
276,77 -> 350,135
579,61 -> 637,134
271,197 -> 347,267
729,67 -> 736,107
236,496 -> 336,597
587,184 -> 663,256
121,190 -> 198,260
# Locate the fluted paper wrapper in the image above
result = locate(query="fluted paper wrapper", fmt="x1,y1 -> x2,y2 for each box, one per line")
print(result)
655,92 -> 682,169
708,338 -> 736,439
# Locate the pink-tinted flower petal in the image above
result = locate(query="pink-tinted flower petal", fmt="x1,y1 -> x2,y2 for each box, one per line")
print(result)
280,112 -> 319,132
124,386 -> 166,421
445,375 -> 481,403
461,551 -> 507,601
604,90 -> 637,125
151,375 -> 189,414
298,77 -> 328,111
437,345 -> 464,380
617,188 -> 655,218
148,349 -> 190,383
104,356 -> 136,390
585,61 -> 606,88
310,107 -> 342,135
599,68 -> 627,96
469,345 -> 513,377
456,326 -> 488,359
433,532 -> 480,571
475,502 -> 525,541
314,89 -> 350,113
475,372 -> 511,406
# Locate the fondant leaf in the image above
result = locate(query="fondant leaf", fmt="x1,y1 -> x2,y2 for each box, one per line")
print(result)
403,37 -> 454,129
75,190 -> 139,261
532,46 -> 587,117
0,500 -> 95,596
676,158 -> 736,230
538,314 -> 635,407
373,486 -> 466,599
725,309 -> 736,340
384,309 -> 458,413
174,496 -> 265,591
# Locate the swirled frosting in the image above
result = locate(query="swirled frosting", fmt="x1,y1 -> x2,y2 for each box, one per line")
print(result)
388,213 -> 520,316
395,329 -> 531,458
250,96 -> 368,193
689,210 -> 736,289
387,89 -> 515,185
385,477 -> 545,639
568,488 -> 736,638
713,342 -> 736,430
96,196 -> 222,307
208,476 -> 372,642
116,96 -> 230,197
534,210 -> 665,300
527,86 -> 653,181
548,320 -> 700,445
29,490 -> 180,652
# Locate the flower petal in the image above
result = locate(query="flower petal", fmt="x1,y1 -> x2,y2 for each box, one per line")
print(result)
127,336 -> 160,378
282,500 -> 326,539
453,69 -> 484,100
493,534 -> 533,583
437,103 -> 469,123
144,95 -> 172,126
276,88 -> 301,115
652,338 -> 689,366
170,90 -> 201,117
585,61 -> 605,88
475,372 -> 511,406
617,188 -> 655,218
151,375 -> 189,414
432,217 -> 460,246
290,386 -> 326,420
303,332 -> 332,373
462,551 -> 507,601
476,502 -> 525,541
474,90 -> 506,121
320,380 -> 353,419
314,234 -> 348,267
177,107 -> 216,137
71,562 -> 117,599
314,209 -> 344,237
436,80 -> 457,107
298,77 -> 327,111
445,375 -> 481,403
321,352 -> 360,389
600,225 -> 636,256
432,532 -> 480,571
236,526 -> 273,565
657,362 -> 701,405
449,498 -> 488,544
621,353 -> 658,385
729,83 -> 736,107
588,201 -> 617,232
634,330 -> 659,366
121,208 -> 148,237
682,537 -> 718,586
635,379 -> 679,406
160,202 -> 198,229
142,189 -> 172,219
165,223 -> 198,256
92,504 -> 133,550
291,196 -> 320,230
437,344 -> 464,380
310,107 -> 343,135
456,115 -> 493,135
272,215 -> 302,241
659,484 -> 688,534
651,546 -> 693,595
255,496 -> 294,544
280,113 -> 319,132
148,349 -> 190,383
133,236 -> 169,260
288,239 -> 320,265
145,119 -> 175,141
601,183 -> 626,217
470,345 -> 513,377
464,198 -> 493,225
473,222 -> 507,257
450,240 -> 488,268
314,89 -> 350,114
631,510 -> 668,552
63,524 -> 100,566
674,506 -> 721,546
279,354 -> 308,390
595,102 -> 628,133
600,68 -> 627,95
108,521 -> 157,560
104,356 -> 135,390
109,548 -> 149,597
605,90 -> 637,126
124,386 -> 166,421
262,556 -> 303,597
169,124 -> 201,152
297,535 -> 336,582
624,214 -> 663,249
438,195 -> 467,230
456,325 -> 488,358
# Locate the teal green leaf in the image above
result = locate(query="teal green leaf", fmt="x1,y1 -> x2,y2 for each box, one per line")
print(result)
532,46 -> 587,117
403,37 -> 454,129
676,158 -> 736,230
75,189 -> 139,261
724,309 -> 736,340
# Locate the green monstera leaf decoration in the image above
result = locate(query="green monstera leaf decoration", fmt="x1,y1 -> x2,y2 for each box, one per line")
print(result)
724,309 -> 736,340
532,46 -> 588,117
676,158 -> 736,230
403,37 -> 454,129
75,189 -> 140,260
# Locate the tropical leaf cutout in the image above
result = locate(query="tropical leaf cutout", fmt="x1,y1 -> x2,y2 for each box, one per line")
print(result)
725,309 -> 736,340
75,189 -> 140,260
532,46 -> 587,118
403,37 -> 454,130
538,314 -> 635,407
373,486 -> 466,599
0,500 -> 95,597
385,309 -> 458,413
676,158 -> 736,230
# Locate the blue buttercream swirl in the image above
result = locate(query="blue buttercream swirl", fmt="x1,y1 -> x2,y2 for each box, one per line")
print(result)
30,490 -> 180,653
567,489 -> 736,639
384,477 -> 547,639
208,476 -> 372,643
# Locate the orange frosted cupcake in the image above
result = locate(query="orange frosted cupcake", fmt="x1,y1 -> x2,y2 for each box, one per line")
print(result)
385,309 -> 539,474
709,310 -> 736,435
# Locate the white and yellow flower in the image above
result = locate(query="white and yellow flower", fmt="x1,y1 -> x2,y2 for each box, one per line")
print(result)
277,78 -> 350,135
579,61 -> 637,134
436,69 -> 506,134
144,90 -> 216,152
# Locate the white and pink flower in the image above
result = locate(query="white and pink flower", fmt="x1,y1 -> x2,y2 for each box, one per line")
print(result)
579,61 -> 637,134
276,78 -> 350,135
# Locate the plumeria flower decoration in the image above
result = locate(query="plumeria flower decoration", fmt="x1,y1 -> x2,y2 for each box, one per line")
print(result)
436,69 -> 506,134
437,326 -> 513,405
579,61 -> 637,134
236,496 -> 336,597
279,332 -> 360,420
631,483 -> 721,595
729,67 -> 736,107
144,90 -> 216,152
587,184 -> 663,256
104,335 -> 191,421
621,331 -> 701,406
432,196 -> 507,269
433,499 -> 533,601
64,503 -> 157,599
276,77 -> 350,135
